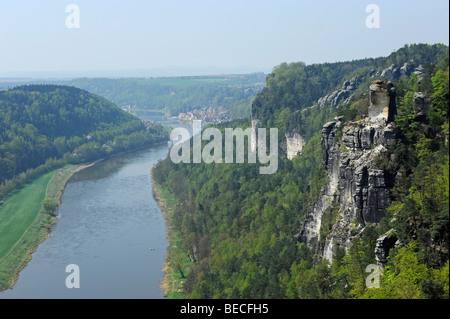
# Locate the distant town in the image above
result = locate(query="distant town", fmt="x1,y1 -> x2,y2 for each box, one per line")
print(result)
121,104 -> 231,124
176,106 -> 229,123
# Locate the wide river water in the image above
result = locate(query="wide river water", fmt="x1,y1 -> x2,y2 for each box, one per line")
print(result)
0,113 -> 189,299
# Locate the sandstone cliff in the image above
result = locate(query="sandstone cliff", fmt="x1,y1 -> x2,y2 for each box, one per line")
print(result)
285,131 -> 307,160
300,80 -> 399,262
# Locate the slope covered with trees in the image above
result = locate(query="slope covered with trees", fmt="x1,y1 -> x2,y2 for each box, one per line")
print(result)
152,44 -> 449,299
0,84 -> 168,199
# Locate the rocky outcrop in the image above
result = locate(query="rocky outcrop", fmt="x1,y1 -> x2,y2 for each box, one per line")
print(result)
380,64 -> 401,82
252,110 -> 307,161
374,229 -> 399,268
413,91 -> 431,123
300,81 -> 398,262
316,60 -> 424,109
380,60 -> 424,82
368,80 -> 396,123
250,116 -> 260,153
413,65 -> 425,79
318,76 -> 363,107
299,120 -> 341,248
285,131 -> 306,160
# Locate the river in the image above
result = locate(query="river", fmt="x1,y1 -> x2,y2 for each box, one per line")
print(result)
0,112 -> 189,299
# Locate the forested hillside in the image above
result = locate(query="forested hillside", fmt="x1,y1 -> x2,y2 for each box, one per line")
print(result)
0,85 -> 168,199
152,44 -> 449,299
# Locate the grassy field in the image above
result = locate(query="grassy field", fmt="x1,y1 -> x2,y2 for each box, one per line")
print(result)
0,171 -> 55,262
151,172 -> 192,299
0,164 -> 92,291
0,170 -> 56,290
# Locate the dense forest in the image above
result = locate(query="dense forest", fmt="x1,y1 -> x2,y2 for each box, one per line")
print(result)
152,44 -> 449,298
0,84 -> 168,200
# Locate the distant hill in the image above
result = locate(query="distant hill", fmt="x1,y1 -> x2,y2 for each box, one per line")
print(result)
0,84 -> 167,188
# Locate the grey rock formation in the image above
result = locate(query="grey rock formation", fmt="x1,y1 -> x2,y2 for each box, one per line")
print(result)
400,60 -> 415,77
300,120 -> 341,248
368,80 -> 396,123
300,83 -> 398,262
413,65 -> 425,79
413,91 -> 431,123
250,116 -> 260,153
380,64 -> 401,82
316,60 -> 423,110
317,76 -> 362,107
375,229 -> 398,268
285,130 -> 306,160
380,60 -> 425,82
252,113 -> 307,161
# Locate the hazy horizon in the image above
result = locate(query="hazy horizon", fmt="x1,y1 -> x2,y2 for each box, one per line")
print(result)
0,0 -> 448,78
0,65 -> 269,79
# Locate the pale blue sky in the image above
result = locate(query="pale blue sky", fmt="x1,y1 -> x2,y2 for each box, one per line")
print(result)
0,0 -> 448,77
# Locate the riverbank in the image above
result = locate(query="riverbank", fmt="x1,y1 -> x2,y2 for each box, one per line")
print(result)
0,161 -> 98,291
150,168 -> 191,299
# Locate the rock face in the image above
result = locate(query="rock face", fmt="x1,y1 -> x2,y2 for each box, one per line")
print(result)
318,76 -> 362,107
285,131 -> 306,160
300,82 -> 398,262
316,60 -> 423,109
374,229 -> 398,268
252,112 -> 307,160
250,116 -> 260,153
380,64 -> 401,82
368,80 -> 396,123
413,91 -> 431,123
380,60 -> 424,82
299,120 -> 341,248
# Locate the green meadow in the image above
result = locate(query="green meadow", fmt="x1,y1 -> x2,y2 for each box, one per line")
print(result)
0,164 -> 92,290
0,170 -> 56,290
0,171 -> 55,260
